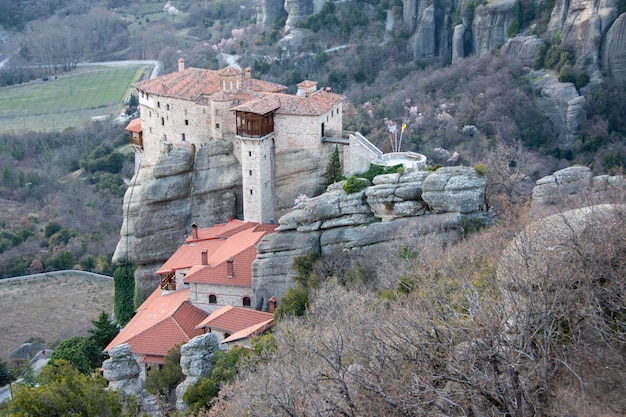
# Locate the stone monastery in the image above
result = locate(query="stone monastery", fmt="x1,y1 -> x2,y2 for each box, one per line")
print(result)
127,58 -> 363,224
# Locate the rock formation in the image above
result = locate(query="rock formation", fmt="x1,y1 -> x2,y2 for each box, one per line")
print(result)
532,72 -> 586,148
603,13 -> 626,82
102,343 -> 143,398
472,0 -> 516,56
114,141 -> 242,298
547,0 -> 619,72
500,35 -> 545,67
175,333 -> 220,411
253,166 -> 488,310
532,165 -> 626,207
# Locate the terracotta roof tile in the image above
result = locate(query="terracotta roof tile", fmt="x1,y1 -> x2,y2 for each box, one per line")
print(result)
195,306 -> 274,334
104,288 -> 208,359
125,118 -> 141,133
230,89 -> 345,116
221,319 -> 274,344
159,220 -> 275,276
135,67 -> 286,102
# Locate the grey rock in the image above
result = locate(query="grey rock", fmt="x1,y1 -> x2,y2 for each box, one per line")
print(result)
452,24 -> 466,64
153,148 -> 194,178
102,343 -> 143,396
256,0 -> 288,27
472,0 -> 517,56
410,5 -> 436,58
548,0 -> 619,72
421,167 -> 486,213
500,35 -> 545,67
603,13 -> 626,83
9,343 -> 46,361
176,333 -> 219,411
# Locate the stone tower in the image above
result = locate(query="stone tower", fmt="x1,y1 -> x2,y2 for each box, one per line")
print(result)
240,134 -> 276,223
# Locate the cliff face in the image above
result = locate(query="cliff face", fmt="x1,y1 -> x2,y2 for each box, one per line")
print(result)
115,141 -> 327,300
253,166 -> 489,310
114,141 -> 242,297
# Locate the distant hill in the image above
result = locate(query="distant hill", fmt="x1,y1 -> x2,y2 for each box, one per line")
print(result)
0,271 -> 114,360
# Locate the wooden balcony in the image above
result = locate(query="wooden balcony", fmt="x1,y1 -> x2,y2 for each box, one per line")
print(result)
235,111 -> 274,138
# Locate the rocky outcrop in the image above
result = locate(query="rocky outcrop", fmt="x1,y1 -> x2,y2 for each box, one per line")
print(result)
548,0 -> 619,72
102,343 -> 143,397
603,13 -> 626,82
175,333 -> 219,411
532,72 -> 586,148
284,0 -> 327,31
256,0 -> 288,27
253,167 -> 488,310
472,0 -> 516,56
114,141 -> 242,298
532,166 -> 626,207
500,35 -> 545,67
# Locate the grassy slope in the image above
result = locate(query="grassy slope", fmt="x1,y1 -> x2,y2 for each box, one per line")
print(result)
0,65 -> 145,134
0,272 -> 114,359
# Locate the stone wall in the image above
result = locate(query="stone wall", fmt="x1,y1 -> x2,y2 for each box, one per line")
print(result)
189,282 -> 255,313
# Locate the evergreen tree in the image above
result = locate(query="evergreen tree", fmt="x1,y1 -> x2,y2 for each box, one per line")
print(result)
324,145 -> 343,188
21,359 -> 36,387
0,358 -> 12,386
50,336 -> 103,374
113,259 -> 135,326
88,311 -> 120,350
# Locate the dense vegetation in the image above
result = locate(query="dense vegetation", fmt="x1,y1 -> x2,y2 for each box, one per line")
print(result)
0,122 -> 132,278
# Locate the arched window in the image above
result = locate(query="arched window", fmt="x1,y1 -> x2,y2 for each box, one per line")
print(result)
208,294 -> 217,304
243,296 -> 251,307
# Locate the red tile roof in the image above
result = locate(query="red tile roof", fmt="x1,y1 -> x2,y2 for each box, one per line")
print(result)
221,319 -> 274,344
135,67 -> 286,102
159,220 -> 276,276
230,89 -> 345,116
104,288 -> 208,359
195,305 -> 274,334
125,118 -> 141,133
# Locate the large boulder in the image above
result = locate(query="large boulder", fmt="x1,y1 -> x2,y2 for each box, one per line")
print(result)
421,166 -> 486,213
175,333 -> 219,411
102,343 -> 143,396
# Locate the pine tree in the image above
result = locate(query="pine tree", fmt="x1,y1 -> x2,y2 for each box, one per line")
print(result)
324,145 -> 343,188
88,311 -> 120,350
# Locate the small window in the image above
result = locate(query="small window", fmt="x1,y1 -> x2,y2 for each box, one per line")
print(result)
224,333 -> 231,339
209,294 -> 217,304
215,123 -> 220,129
149,127 -> 153,133
161,117 -> 165,126
149,111 -> 152,117
182,133 -> 186,141
249,170 -> 252,176
141,92 -> 145,98
250,189 -> 253,195
185,119 -> 189,125
166,104 -> 170,110
243,297 -> 251,307
157,101 -> 161,108
248,151 -> 252,157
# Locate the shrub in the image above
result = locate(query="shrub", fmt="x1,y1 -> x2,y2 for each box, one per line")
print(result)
144,345 -> 183,397
342,176 -> 368,193
113,259 -> 135,326
474,163 -> 488,176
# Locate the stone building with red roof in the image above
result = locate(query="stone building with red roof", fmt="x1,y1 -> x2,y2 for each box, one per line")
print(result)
105,218 -> 277,369
127,59 -> 351,223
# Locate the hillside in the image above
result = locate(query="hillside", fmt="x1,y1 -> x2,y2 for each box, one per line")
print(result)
0,271 -> 114,360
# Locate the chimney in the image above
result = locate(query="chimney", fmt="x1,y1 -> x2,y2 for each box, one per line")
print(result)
326,87 -> 332,93
201,250 -> 208,265
226,258 -> 234,278
191,222 -> 198,240
268,296 -> 277,313
245,67 -> 252,78
178,58 -> 185,72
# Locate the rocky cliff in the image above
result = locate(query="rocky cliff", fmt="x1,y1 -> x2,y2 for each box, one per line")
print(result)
114,140 -> 327,300
252,166 -> 488,310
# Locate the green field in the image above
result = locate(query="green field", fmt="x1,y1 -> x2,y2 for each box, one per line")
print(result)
0,64 -> 148,134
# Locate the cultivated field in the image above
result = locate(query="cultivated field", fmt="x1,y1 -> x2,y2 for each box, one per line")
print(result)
0,271 -> 114,359
0,64 -> 146,134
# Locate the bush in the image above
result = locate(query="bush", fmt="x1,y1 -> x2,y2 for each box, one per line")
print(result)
342,176 -> 368,193
474,163 -> 488,176
50,336 -> 103,374
144,345 -> 183,397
